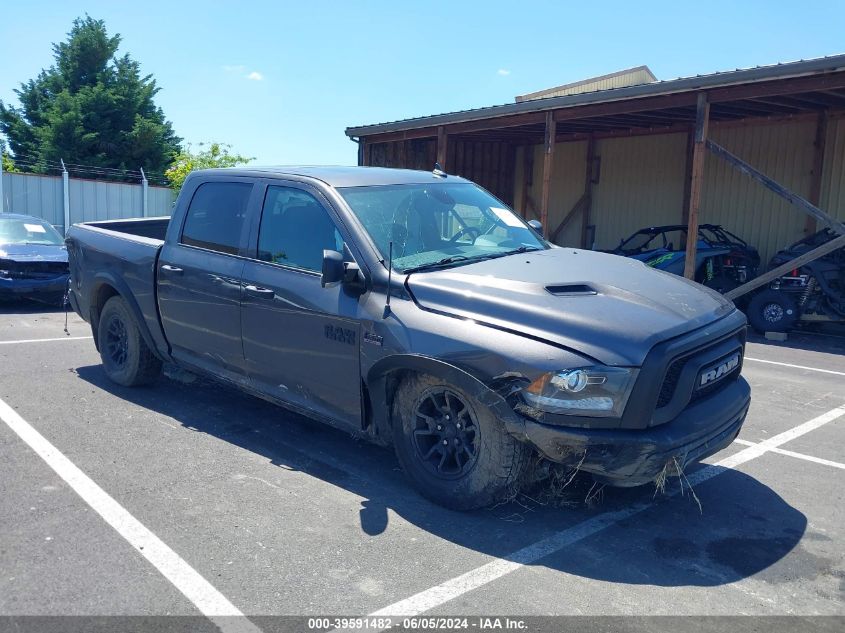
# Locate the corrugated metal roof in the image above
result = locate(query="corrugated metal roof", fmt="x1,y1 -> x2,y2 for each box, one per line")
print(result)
515,66 -> 657,102
346,54 -> 845,138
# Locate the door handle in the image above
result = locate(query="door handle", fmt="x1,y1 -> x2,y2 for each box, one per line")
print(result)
244,284 -> 275,299
160,264 -> 183,274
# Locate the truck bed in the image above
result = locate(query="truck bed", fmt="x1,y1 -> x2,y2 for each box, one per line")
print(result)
66,216 -> 172,356
82,216 -> 171,241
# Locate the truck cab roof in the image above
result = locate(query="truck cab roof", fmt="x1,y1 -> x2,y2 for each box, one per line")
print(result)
190,166 -> 471,188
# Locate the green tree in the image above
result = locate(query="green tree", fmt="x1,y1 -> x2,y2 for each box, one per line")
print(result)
1,139 -> 16,172
0,16 -> 181,178
165,142 -> 254,193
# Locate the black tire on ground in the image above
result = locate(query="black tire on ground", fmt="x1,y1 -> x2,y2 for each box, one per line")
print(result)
392,373 -> 530,511
97,295 -> 162,386
747,289 -> 799,333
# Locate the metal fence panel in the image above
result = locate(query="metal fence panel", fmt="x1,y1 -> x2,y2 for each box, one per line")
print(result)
0,171 -> 174,232
1,172 -> 64,228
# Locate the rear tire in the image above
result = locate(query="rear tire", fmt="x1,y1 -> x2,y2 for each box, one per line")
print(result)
97,295 -> 162,386
747,289 -> 799,333
392,373 -> 529,510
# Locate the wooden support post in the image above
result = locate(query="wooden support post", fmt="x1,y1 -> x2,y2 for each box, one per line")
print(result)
359,138 -> 369,166
683,93 -> 710,279
681,128 -> 695,224
580,135 -> 596,248
436,126 -> 448,169
520,145 -> 534,218
397,140 -> 407,169
804,111 -> 828,235
540,111 -> 556,239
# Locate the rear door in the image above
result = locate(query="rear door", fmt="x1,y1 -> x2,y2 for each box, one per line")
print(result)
158,179 -> 256,381
240,181 -> 362,430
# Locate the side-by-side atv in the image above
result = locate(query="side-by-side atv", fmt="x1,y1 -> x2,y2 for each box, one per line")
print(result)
610,224 -> 760,294
746,228 -> 845,332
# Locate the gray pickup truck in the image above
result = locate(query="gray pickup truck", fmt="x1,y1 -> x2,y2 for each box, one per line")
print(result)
66,166 -> 751,510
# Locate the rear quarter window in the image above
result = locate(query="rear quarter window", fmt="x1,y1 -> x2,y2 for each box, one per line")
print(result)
181,182 -> 253,255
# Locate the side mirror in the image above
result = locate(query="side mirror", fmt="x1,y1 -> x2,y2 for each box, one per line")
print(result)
322,249 -> 366,292
321,250 -> 345,287
527,219 -> 543,235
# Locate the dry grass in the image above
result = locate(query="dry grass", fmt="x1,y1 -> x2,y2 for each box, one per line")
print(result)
653,455 -> 703,514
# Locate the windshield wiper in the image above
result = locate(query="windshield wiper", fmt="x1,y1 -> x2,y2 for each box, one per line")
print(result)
475,245 -> 544,261
401,255 -> 473,274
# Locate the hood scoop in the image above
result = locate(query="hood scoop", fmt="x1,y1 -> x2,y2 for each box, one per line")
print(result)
545,283 -> 597,296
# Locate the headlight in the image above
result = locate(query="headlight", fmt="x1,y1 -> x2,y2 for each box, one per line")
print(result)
522,366 -> 638,417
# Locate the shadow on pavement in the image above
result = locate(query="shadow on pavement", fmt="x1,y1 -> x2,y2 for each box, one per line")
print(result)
76,364 -> 809,589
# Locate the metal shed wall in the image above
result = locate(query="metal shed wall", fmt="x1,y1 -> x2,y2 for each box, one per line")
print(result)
700,119 -> 817,264
514,115 -> 845,264
524,140 -> 589,245
820,115 -> 845,223
589,132 -> 688,250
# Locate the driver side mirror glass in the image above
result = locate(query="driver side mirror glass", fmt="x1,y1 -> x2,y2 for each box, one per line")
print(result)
527,219 -> 543,235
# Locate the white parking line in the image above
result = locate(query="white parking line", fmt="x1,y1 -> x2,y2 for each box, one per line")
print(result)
0,336 -> 93,345
734,438 -> 845,470
369,404 -> 845,618
0,397 -> 259,633
745,357 -> 845,377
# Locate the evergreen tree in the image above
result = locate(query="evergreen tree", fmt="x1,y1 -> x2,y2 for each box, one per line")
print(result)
0,16 -> 181,178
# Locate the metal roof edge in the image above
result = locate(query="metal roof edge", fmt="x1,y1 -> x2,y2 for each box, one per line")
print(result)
346,54 -> 845,138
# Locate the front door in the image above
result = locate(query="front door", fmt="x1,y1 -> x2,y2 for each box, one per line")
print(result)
240,183 -> 362,430
158,180 -> 254,381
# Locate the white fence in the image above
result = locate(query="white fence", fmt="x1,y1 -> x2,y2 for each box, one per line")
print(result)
0,169 -> 174,234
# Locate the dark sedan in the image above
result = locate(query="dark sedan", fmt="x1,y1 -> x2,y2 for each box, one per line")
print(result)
0,213 -> 69,304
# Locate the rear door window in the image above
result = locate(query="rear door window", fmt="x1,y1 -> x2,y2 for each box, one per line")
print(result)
181,182 -> 253,255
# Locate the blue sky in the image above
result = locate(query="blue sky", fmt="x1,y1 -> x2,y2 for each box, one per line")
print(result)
2,1 -> 844,169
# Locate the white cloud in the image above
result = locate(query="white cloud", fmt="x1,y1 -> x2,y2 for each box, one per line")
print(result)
246,71 -> 264,81
497,68 -> 511,76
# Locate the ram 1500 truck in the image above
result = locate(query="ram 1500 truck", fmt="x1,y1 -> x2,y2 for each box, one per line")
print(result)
66,166 -> 751,510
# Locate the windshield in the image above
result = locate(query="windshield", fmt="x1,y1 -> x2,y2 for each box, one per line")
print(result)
0,217 -> 64,246
338,183 -> 547,272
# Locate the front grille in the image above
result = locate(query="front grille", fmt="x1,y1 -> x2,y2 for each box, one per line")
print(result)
656,343 -> 742,410
656,355 -> 689,408
0,261 -> 68,279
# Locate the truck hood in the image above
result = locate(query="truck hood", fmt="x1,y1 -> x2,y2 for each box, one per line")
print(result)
405,248 -> 735,366
0,242 -> 68,263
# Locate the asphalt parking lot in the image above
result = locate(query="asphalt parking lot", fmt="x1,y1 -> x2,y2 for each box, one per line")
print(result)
0,302 -> 843,631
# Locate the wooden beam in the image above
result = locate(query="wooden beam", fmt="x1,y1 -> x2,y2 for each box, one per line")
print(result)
804,111 -> 828,234
683,93 -> 710,279
550,193 -> 588,242
681,127 -> 695,224
358,139 -> 368,166
580,136 -> 596,248
725,231 -> 845,300
706,139 -> 845,234
436,126 -> 448,169
520,144 -> 534,218
540,111 -> 556,239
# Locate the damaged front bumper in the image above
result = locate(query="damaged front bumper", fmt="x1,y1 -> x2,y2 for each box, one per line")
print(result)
508,377 -> 750,487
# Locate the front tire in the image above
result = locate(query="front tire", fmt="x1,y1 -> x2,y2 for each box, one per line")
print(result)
747,289 -> 799,333
97,295 -> 162,386
392,373 -> 529,510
